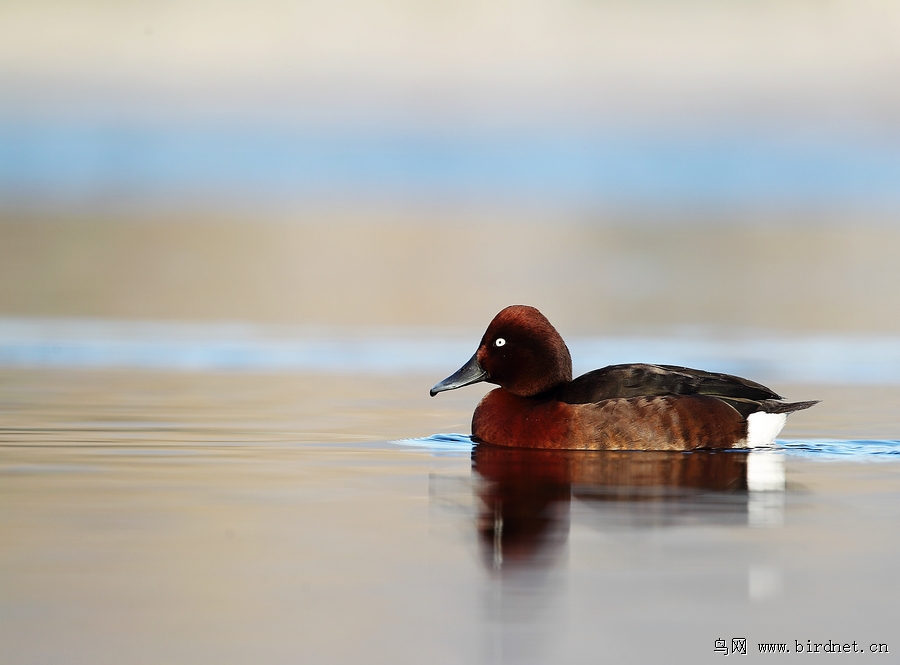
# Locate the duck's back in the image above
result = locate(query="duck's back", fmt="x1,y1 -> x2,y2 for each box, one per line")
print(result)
555,364 -> 781,404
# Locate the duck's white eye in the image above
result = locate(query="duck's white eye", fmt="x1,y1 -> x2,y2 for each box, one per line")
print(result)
494,338 -> 506,347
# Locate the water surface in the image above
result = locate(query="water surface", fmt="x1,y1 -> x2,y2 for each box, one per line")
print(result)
2,368 -> 899,664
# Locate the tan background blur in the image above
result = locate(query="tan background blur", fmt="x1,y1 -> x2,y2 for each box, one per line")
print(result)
1,214 -> 899,334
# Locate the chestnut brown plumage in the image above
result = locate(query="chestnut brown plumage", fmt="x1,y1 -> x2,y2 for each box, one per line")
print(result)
431,305 -> 818,450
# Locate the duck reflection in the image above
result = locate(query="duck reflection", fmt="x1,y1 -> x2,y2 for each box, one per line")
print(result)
472,444 -> 784,571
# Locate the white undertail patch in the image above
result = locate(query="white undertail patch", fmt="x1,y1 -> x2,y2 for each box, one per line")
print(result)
746,411 -> 788,448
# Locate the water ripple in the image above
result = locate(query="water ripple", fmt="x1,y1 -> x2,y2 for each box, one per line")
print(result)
393,435 -> 900,462
390,433 -> 474,457
777,439 -> 900,461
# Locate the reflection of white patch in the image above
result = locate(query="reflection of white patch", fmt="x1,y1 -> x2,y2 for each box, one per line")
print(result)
748,565 -> 783,601
749,492 -> 785,527
746,411 -> 787,448
747,451 -> 786,491
747,451 -> 786,526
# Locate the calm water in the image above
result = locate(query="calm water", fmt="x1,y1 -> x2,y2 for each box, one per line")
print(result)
2,364 -> 899,664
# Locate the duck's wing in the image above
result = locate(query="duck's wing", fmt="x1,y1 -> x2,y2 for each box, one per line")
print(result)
556,363 -> 782,405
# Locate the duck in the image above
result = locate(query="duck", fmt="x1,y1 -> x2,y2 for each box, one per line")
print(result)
430,305 -> 817,450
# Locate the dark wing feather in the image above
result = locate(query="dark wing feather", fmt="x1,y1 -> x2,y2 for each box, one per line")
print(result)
555,363 -> 782,405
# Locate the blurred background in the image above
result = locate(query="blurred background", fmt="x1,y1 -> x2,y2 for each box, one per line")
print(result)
1,0 -> 899,355
6,8 -> 900,665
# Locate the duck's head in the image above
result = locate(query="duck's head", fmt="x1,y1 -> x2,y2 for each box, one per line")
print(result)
430,305 -> 573,398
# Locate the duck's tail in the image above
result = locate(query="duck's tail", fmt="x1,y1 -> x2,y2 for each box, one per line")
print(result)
744,399 -> 819,447
757,399 -> 820,414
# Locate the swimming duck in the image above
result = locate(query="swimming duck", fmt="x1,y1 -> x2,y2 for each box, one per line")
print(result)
430,305 -> 817,450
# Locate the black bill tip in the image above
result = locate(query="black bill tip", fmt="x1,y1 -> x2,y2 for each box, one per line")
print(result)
430,352 -> 488,397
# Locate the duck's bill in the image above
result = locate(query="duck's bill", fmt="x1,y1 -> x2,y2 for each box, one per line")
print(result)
430,353 -> 489,396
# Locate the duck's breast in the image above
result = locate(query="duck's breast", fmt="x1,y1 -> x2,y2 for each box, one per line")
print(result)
472,389 -> 574,449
